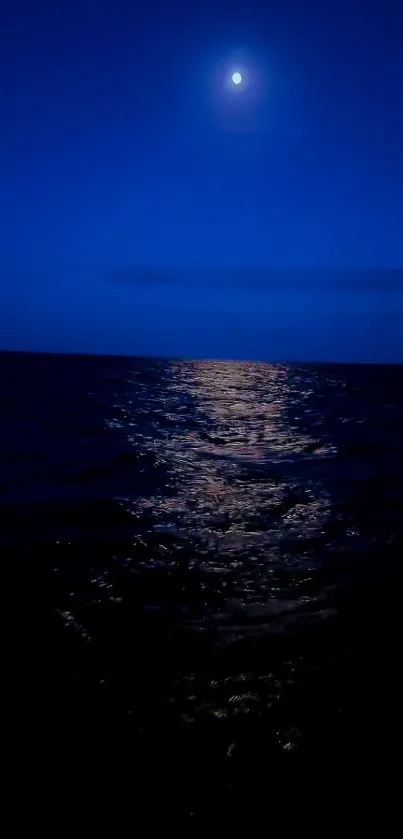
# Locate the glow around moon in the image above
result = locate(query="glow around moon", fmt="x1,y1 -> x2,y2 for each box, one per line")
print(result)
231,71 -> 242,85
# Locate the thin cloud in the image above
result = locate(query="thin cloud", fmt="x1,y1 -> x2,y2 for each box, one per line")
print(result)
109,268 -> 175,286
109,266 -> 403,291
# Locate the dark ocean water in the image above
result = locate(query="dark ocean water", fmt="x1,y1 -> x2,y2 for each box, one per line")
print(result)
2,352 -> 403,828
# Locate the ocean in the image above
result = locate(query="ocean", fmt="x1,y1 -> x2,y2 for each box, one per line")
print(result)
2,351 -> 403,828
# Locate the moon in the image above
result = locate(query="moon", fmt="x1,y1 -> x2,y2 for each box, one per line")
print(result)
231,71 -> 242,86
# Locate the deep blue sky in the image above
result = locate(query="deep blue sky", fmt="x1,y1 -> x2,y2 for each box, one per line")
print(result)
1,0 -> 402,361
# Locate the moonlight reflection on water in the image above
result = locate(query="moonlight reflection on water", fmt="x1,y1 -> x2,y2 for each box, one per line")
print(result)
117,361 -> 332,599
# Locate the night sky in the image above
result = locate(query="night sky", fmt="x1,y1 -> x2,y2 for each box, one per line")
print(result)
1,0 -> 402,361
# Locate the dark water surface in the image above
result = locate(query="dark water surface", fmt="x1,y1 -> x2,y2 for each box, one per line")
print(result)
2,352 -> 403,828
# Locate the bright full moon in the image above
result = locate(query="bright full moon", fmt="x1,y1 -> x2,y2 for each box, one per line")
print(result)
231,71 -> 242,85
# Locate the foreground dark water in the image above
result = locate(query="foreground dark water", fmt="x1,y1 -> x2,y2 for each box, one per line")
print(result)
2,352 -> 403,827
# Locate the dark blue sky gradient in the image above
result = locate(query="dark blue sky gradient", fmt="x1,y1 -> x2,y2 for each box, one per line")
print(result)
1,0 -> 403,361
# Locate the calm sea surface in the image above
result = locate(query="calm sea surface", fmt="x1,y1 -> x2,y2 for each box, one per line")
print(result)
2,352 -> 403,827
